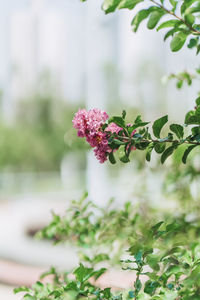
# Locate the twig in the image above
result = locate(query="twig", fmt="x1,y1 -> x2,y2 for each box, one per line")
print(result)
116,136 -> 200,146
150,0 -> 200,35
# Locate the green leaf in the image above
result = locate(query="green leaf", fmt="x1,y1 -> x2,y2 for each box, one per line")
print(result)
134,115 -> 143,123
191,126 -> 200,135
93,253 -> 110,264
144,280 -> 160,295
120,154 -> 130,163
182,145 -> 198,163
166,222 -> 179,232
146,143 -> 154,161
169,0 -> 176,6
109,152 -> 116,164
102,287 -> 112,298
146,255 -> 160,271
14,287 -> 30,294
154,142 -> 166,153
32,281 -> 44,292
185,110 -> 200,125
195,106 -> 200,117
185,110 -> 196,124
185,2 -> 200,15
131,7 -> 155,32
170,124 -> 184,139
102,0 -> 121,13
181,0 -> 198,14
166,265 -> 182,276
131,122 -> 150,131
113,139 -> 126,145
147,10 -> 165,30
134,278 -> 142,293
151,221 -> 164,232
196,97 -> 200,106
157,19 -> 181,31
134,250 -> 143,263
164,27 -> 180,41
118,146 -> 130,163
118,0 -> 143,10
185,13 -> 195,26
188,38 -> 198,48
196,44 -> 200,55
74,264 -> 93,282
169,0 -> 178,11
135,141 -> 149,150
122,110 -> 126,119
170,32 -> 188,52
40,267 -> 56,279
176,80 -> 183,88
153,115 -> 168,138
161,145 -> 175,164
109,116 -> 125,127
93,267 -> 107,280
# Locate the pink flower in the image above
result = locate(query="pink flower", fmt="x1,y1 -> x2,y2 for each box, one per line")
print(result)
105,122 -> 122,134
94,133 -> 111,163
94,146 -> 108,163
72,108 -> 88,137
72,108 -> 138,163
86,131 -> 106,148
72,108 -> 109,147
87,108 -> 108,134
73,108 -> 111,163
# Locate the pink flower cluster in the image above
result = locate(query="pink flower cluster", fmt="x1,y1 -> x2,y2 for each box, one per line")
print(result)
73,108 -> 136,163
72,108 -> 111,163
72,108 -> 108,139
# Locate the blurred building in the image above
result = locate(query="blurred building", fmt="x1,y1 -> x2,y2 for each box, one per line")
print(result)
0,0 -> 198,120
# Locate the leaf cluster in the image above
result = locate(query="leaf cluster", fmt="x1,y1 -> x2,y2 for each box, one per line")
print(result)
100,0 -> 200,53
15,196 -> 200,299
14,264 -> 121,300
105,106 -> 200,165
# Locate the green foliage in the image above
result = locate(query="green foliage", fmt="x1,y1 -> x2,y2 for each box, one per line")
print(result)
14,263 -> 120,299
98,0 -> 200,53
0,95 -> 86,171
166,68 -> 200,88
152,115 -> 168,138
170,31 -> 189,52
15,196 -> 200,299
36,193 -> 139,253
169,124 -> 184,139
101,107 -> 200,165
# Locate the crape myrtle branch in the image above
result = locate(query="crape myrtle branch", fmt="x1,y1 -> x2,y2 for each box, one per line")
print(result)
116,135 -> 200,146
72,100 -> 200,165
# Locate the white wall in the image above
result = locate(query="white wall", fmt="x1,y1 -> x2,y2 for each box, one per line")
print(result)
1,0 -> 197,118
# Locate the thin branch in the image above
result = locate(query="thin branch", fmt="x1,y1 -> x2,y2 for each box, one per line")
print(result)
150,0 -> 200,35
115,136 -> 200,146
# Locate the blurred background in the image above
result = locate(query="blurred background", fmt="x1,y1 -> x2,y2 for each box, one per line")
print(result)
0,0 -> 199,298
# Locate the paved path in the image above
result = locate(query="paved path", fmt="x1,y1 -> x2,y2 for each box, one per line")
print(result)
0,285 -> 21,300
0,196 -> 78,268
